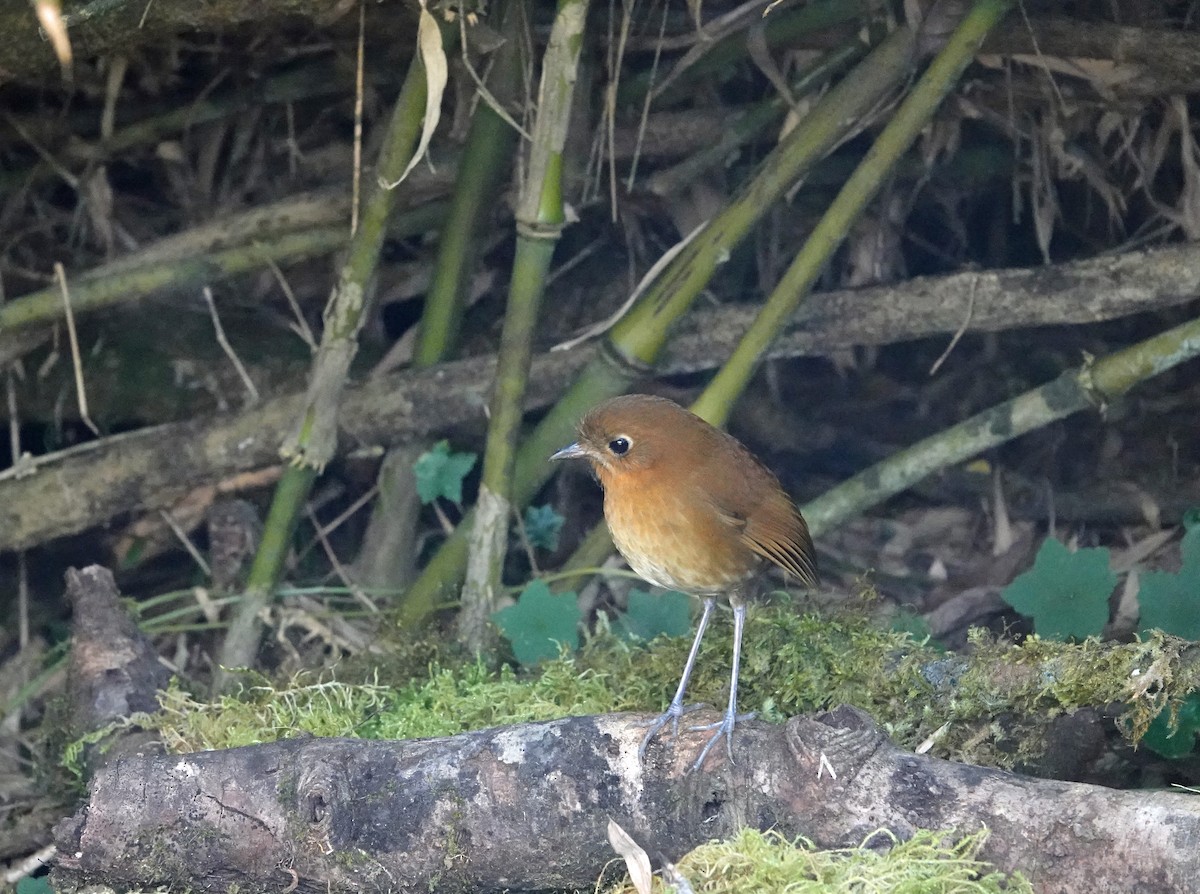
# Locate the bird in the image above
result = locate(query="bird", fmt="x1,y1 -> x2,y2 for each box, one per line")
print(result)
551,393 -> 817,769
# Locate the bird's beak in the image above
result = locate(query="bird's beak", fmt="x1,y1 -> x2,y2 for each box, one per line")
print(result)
550,442 -> 587,461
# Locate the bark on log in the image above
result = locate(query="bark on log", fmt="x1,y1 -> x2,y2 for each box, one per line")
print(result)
64,565 -> 170,774
52,706 -> 1200,894
65,565 -> 168,733
2,244 -> 1199,552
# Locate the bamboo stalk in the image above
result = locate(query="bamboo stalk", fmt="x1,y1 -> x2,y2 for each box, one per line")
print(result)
802,311 -> 1200,536
360,0 -> 526,601
457,0 -> 589,653
217,36 -> 439,687
414,0 -> 524,366
692,0 -> 1017,424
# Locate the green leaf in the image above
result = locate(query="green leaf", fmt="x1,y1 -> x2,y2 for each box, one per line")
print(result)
493,580 -> 581,666
414,440 -> 477,505
17,876 -> 54,894
523,504 -> 565,551
889,610 -> 940,647
1138,525 -> 1200,639
1141,692 -> 1200,759
616,589 -> 693,642
1001,538 -> 1115,639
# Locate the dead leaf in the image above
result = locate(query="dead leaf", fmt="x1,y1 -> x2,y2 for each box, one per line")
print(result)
607,818 -> 653,894
383,1 -> 447,189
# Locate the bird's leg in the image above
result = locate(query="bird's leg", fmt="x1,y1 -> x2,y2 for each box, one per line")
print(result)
637,596 -> 715,761
689,601 -> 754,770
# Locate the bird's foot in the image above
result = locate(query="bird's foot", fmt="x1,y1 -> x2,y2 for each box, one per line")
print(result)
688,709 -> 756,771
637,701 -> 707,762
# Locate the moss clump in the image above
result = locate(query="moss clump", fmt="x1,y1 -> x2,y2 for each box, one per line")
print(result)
153,673 -> 393,752
131,604 -> 1198,770
364,654 -> 624,739
605,827 -> 1031,894
943,628 -> 1200,765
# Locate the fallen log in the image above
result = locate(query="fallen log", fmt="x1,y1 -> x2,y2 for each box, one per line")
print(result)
53,705 -> 1200,894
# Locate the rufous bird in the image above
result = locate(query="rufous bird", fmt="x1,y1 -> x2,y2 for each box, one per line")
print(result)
552,393 -> 817,768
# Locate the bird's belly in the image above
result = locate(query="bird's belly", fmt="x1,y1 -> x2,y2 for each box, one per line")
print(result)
605,490 -> 759,595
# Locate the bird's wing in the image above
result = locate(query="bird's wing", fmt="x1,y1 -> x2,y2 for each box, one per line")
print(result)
684,426 -> 818,589
708,490 -> 818,589
739,508 -> 818,589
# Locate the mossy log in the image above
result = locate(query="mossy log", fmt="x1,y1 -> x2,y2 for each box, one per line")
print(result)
53,564 -> 1200,893
52,706 -> 1200,894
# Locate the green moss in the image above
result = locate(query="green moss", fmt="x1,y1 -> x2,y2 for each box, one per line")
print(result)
605,827 -> 1031,893
941,629 -> 1199,765
366,653 -> 623,739
128,605 -> 1198,771
152,673 -> 393,752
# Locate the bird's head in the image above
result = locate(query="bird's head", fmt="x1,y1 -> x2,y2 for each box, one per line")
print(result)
550,394 -> 691,477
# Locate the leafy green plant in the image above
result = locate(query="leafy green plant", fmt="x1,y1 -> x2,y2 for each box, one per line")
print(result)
1138,520 -> 1200,640
414,440 -> 477,505
1140,692 -> 1200,759
1000,538 -> 1116,639
1135,514 -> 1200,758
493,580 -> 695,666
493,580 -> 581,665
1002,516 -> 1200,758
615,589 -> 692,642
888,609 -> 936,643
16,876 -> 54,894
523,504 -> 565,551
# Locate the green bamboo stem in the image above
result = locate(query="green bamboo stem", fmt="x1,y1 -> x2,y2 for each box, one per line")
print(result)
457,0 -> 588,653
216,39 -> 436,687
360,5 -> 524,602
399,24 -> 920,624
802,311 -> 1200,536
690,0 -> 1015,424
279,52 -> 433,468
646,41 -> 865,199
609,24 -> 917,363
414,0 -> 523,366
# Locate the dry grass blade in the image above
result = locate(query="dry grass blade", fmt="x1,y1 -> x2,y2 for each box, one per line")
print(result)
158,509 -> 212,577
54,263 -> 98,436
352,0 -> 365,235
456,10 -> 531,141
551,220 -> 706,350
202,287 -> 260,406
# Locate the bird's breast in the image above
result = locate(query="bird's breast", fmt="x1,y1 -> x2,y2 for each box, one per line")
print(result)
601,470 -> 761,595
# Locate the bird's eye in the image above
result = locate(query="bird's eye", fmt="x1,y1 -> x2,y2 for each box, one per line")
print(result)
608,436 -> 632,456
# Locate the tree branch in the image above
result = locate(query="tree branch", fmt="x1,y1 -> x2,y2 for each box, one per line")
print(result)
2,245 -> 1198,553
